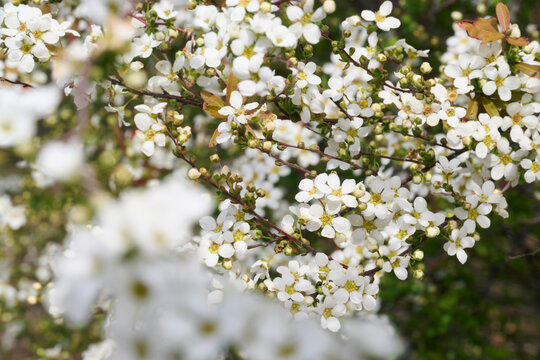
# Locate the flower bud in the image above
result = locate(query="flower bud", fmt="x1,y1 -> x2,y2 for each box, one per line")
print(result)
323,0 -> 336,14
413,250 -> 424,261
377,53 -> 387,62
260,1 -> 271,13
451,11 -> 463,21
188,168 -> 201,180
402,119 -> 412,129
264,121 -> 275,132
420,62 -> 432,74
222,259 -> 233,270
426,226 -> 440,238
353,187 -> 365,198
399,77 -> 409,87
510,24 -> 521,37
476,4 -> 486,14
284,245 -> 294,256
262,141 -> 273,151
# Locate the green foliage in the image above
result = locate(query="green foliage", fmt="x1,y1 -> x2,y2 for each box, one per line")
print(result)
380,184 -> 540,359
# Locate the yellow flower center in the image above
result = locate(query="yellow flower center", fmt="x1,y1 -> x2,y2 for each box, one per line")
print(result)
344,280 -> 358,293
331,188 -> 343,197
500,154 -> 512,165
233,230 -> 244,242
468,208 -> 478,220
320,213 -> 332,226
363,220 -> 375,231
370,193 -> 382,204
209,243 -> 220,254
375,12 -> 385,23
285,284 -> 296,295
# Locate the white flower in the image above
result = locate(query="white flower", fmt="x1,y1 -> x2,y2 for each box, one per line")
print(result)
324,173 -> 358,208
218,91 -> 259,124
361,1 -> 400,31
131,34 -> 160,59
266,25 -> 297,48
521,157 -> 540,183
0,196 -> 26,230
443,54 -> 484,94
444,228 -> 475,264
216,122 -> 233,144
482,63 -> 520,101
319,295 -> 347,332
153,0 -> 177,20
295,176 -> 325,203
302,203 -> 350,238
134,103 -> 168,156
472,114 -> 502,159
287,0 -> 326,44
0,86 -> 60,148
454,198 -> 492,231
294,62 -> 321,89
382,255 -> 410,280
489,138 -> 522,181
35,140 -> 85,182
502,102 -> 539,144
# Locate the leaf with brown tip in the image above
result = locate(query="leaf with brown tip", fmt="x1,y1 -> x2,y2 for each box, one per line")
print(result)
226,72 -> 238,105
515,63 -> 540,79
506,36 -> 530,47
465,99 -> 479,120
209,128 -> 221,148
201,91 -> 227,119
495,3 -> 510,32
480,97 -> 500,117
457,17 -> 504,44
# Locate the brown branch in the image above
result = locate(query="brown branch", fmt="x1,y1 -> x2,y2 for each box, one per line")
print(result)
1,77 -> 33,88
507,248 -> 540,260
108,77 -> 203,107
130,14 -> 190,36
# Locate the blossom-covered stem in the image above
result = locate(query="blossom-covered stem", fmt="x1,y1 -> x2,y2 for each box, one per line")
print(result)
271,139 -> 364,170
130,14 -> 190,35
328,100 -> 431,165
257,145 -> 312,175
247,235 -> 284,249
272,0 -> 296,6
396,131 -> 462,151
173,149 -> 345,265
364,244 -> 417,277
108,77 -> 203,106
169,132 -> 319,255
331,99 -> 357,122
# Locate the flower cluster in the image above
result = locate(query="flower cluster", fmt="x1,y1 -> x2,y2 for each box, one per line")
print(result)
0,3 -> 77,74
0,0 -> 538,359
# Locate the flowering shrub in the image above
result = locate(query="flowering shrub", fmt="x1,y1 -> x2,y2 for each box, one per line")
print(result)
0,0 -> 539,359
